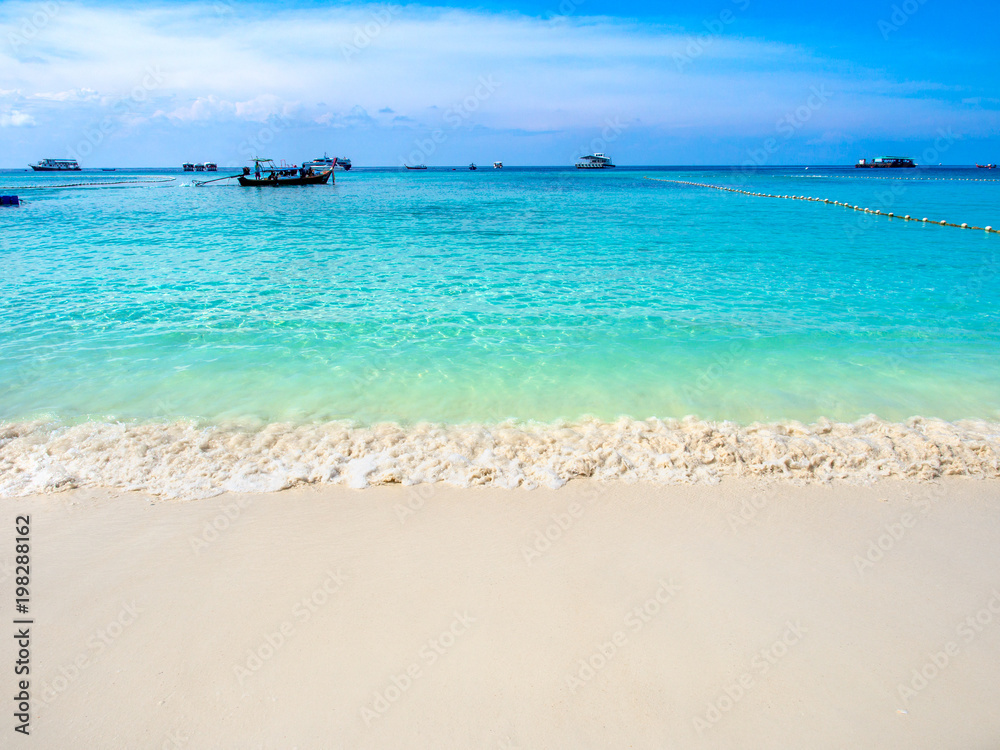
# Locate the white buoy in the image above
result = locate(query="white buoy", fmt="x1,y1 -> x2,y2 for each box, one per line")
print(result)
987,226 -> 993,231
940,220 -> 946,225
961,223 -> 968,228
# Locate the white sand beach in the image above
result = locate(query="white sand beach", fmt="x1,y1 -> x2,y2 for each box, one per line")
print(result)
6,478 -> 1000,748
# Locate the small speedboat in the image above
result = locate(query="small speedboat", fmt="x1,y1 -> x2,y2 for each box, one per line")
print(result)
976,163 -> 997,169
493,161 -> 503,169
469,163 -> 478,170
405,164 -> 428,170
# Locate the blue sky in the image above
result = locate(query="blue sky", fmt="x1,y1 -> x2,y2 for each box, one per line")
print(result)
1,0 -> 997,166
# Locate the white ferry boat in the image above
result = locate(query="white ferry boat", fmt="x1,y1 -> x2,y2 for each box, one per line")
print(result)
182,163 -> 195,171
303,153 -> 351,171
576,153 -> 615,169
204,162 -> 217,172
30,158 -> 81,172
194,164 -> 206,172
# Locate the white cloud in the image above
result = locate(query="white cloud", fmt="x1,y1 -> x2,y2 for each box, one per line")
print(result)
0,1 -> 995,164
0,109 -> 35,126
29,88 -> 100,102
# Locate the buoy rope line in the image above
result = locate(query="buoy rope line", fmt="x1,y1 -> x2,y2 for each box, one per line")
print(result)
0,177 -> 176,190
643,177 -> 999,233
781,175 -> 1000,183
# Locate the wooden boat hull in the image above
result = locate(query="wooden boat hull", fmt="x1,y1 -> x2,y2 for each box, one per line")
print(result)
237,169 -> 333,186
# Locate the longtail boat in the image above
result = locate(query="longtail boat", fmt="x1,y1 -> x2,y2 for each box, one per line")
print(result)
237,158 -> 333,186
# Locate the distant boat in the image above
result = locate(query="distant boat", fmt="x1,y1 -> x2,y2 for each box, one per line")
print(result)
204,162 -> 217,172
469,163 -> 478,170
195,164 -> 206,172
976,163 -> 997,169
493,161 -> 503,169
855,156 -> 915,168
336,157 -> 352,171
576,153 -> 615,169
101,168 -> 116,172
30,158 -> 81,172
237,158 -> 333,186
182,163 -> 195,171
405,164 -> 427,170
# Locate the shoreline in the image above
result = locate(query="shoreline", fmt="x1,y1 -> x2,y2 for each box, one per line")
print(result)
8,478 -> 1000,747
3,414 -> 999,498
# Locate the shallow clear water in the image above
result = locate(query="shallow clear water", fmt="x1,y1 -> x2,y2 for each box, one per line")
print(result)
2,166 -> 999,427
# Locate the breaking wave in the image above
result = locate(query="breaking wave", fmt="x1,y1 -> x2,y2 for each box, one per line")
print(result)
2,416 -> 999,499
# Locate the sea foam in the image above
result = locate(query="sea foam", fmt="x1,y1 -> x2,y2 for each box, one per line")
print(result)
2,416 -> 998,499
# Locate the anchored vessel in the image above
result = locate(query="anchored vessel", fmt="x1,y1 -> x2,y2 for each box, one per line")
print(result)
493,161 -> 503,169
405,164 -> 428,170
237,158 -> 333,186
182,163 -> 195,171
204,162 -> 217,172
30,158 -> 81,172
855,156 -> 916,168
977,163 -> 997,169
576,153 -> 615,169
304,153 -> 351,171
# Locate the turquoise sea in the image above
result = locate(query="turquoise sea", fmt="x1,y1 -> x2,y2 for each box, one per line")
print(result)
2,166 -> 999,495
